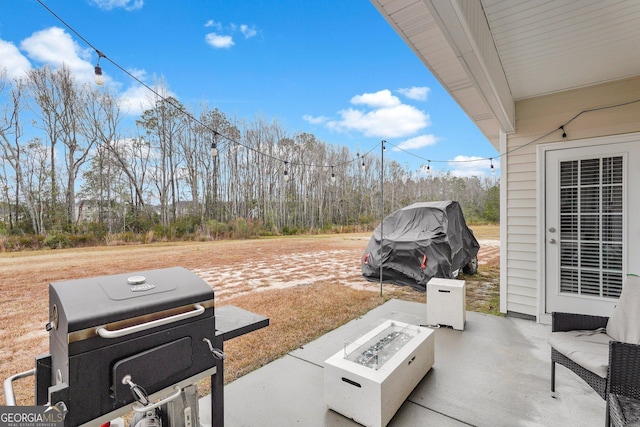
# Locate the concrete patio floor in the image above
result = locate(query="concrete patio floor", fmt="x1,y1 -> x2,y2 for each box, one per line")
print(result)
201,299 -> 606,427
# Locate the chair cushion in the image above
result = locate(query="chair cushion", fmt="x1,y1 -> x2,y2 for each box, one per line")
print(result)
548,329 -> 611,378
607,275 -> 640,345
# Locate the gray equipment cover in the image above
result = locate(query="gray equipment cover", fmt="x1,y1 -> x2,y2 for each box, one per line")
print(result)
361,201 -> 480,291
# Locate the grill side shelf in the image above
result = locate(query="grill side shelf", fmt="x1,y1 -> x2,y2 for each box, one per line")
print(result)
215,305 -> 269,342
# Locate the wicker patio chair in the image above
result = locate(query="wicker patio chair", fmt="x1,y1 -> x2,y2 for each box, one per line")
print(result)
608,341 -> 640,426
549,275 -> 640,427
551,312 -> 610,399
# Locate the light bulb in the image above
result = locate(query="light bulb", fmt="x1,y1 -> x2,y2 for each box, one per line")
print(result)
94,66 -> 104,86
210,142 -> 218,158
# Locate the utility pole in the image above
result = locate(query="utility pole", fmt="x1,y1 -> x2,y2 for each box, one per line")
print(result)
380,141 -> 385,297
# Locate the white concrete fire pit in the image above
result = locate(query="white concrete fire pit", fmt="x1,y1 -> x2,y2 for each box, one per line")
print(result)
323,315 -> 435,427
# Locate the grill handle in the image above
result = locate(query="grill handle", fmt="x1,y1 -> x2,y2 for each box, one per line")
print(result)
96,304 -> 205,339
3,369 -> 35,406
131,385 -> 182,413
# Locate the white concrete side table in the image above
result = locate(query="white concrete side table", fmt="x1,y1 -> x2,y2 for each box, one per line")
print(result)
426,278 -> 466,330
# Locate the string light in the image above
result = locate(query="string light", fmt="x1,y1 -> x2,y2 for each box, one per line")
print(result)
36,0 -> 640,179
283,161 -> 289,182
94,50 -> 105,86
490,158 -> 495,175
30,1 -> 512,175
331,166 -> 336,184
426,160 -> 432,175
361,156 -> 366,171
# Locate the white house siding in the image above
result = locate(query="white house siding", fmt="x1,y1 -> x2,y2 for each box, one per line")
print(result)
504,76 -> 640,318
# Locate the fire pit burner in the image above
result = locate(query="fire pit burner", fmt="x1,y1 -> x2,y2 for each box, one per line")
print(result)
351,329 -> 414,369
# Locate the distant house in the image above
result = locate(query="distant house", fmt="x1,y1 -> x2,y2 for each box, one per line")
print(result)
75,199 -> 103,224
372,0 -> 640,322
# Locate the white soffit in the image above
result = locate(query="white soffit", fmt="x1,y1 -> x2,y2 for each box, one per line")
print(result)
484,0 -> 640,100
371,0 -> 515,148
371,0 -> 640,148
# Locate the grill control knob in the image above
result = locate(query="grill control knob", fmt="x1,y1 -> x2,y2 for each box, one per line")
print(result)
127,276 -> 146,285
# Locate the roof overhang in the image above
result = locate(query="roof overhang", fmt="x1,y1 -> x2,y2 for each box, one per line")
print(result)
371,0 -> 514,148
371,0 -> 640,150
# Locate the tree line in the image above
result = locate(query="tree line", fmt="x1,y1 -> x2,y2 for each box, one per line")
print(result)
0,66 -> 498,249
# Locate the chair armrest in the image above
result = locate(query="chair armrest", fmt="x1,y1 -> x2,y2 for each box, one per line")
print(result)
551,312 -> 609,332
608,341 -> 640,399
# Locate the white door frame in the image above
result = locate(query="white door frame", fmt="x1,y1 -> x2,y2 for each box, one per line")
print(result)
537,132 -> 640,324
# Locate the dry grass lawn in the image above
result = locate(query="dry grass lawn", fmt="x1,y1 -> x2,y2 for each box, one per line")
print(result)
0,230 -> 499,406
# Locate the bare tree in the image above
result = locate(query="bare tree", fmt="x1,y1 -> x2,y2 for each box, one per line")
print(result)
0,74 -> 46,234
137,93 -> 185,226
28,65 -> 94,227
80,88 -> 129,231
3,64 -> 501,239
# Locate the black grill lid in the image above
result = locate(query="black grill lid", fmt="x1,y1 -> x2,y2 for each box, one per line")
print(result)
49,266 -> 213,333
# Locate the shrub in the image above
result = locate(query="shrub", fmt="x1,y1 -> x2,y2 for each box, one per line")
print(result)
152,224 -> 170,239
230,218 -> 250,239
281,226 -> 300,236
206,220 -> 228,238
44,233 -> 70,249
171,216 -> 202,236
143,230 -> 155,244
67,233 -> 100,248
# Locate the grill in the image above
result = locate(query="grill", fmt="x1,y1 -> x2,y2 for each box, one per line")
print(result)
5,266 -> 268,427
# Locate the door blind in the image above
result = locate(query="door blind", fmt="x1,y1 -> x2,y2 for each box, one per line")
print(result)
559,156 -> 623,298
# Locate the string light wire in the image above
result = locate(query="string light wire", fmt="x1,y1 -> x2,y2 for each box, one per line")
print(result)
34,0 -> 365,172
382,94 -> 640,171
34,0 -> 640,176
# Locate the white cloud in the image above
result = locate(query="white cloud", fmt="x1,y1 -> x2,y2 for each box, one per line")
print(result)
118,85 -> 153,116
397,86 -> 430,101
205,20 -> 222,30
393,134 -> 438,151
204,21 -> 258,49
309,88 -> 435,139
127,67 -> 148,81
351,89 -> 400,108
240,25 -> 257,39
303,114 -> 329,124
447,155 -> 499,177
90,0 -> 143,11
20,27 -> 98,85
205,33 -> 234,49
118,82 -> 178,116
0,39 -> 32,79
321,89 -> 430,138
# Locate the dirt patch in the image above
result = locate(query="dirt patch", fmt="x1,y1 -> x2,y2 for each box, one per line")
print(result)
194,238 -> 500,299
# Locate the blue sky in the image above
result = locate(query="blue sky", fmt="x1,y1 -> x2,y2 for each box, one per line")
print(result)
0,0 -> 499,177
